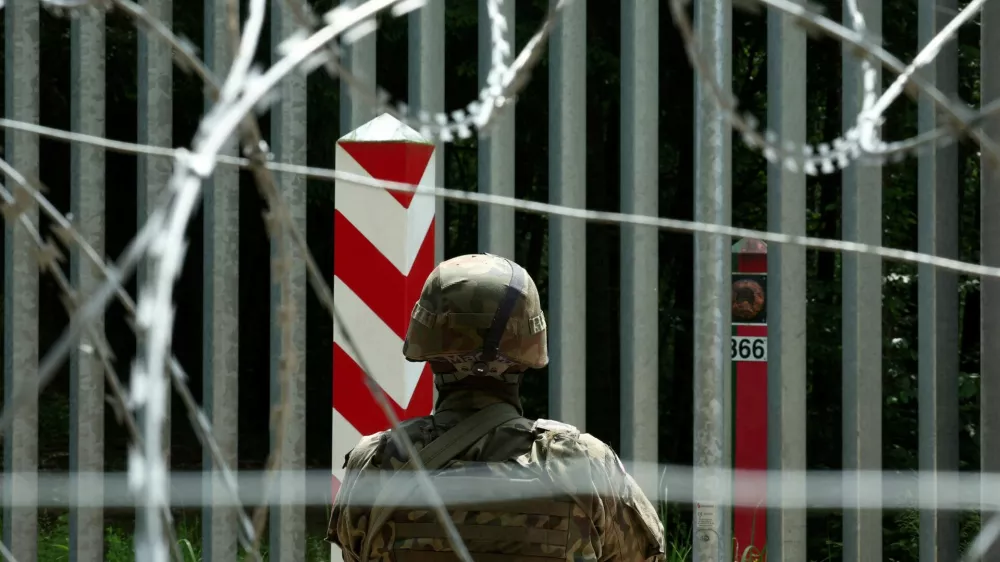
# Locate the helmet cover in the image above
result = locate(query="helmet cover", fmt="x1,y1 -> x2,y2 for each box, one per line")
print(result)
402,254 -> 548,379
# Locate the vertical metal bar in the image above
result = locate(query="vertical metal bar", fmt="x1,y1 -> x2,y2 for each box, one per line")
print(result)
548,0 -> 587,430
69,7 -> 106,562
841,0 -> 883,559
333,0 -> 375,553
693,0 -> 732,554
409,0 -> 445,413
2,0 -> 40,559
408,0 -> 445,263
619,0 -> 658,494
333,0 -> 375,548
202,0 -> 240,558
981,1 -> 1000,560
477,0 -> 515,258
917,0 -> 959,559
136,0 -> 172,491
136,3 -> 172,307
340,0 -> 377,133
765,2 -> 807,559
270,0 -> 308,558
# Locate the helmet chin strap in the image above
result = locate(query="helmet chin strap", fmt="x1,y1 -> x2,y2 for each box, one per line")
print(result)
471,259 -> 526,376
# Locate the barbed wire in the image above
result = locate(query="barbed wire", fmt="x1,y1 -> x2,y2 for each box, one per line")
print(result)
0,142 -> 262,562
3,116 -> 1000,281
0,0 -> 997,559
0,0 -> 558,559
670,0 -> 1000,175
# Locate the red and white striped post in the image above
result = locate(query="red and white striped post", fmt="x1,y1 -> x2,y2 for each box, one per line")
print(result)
331,114 -> 438,557
731,238 -> 768,562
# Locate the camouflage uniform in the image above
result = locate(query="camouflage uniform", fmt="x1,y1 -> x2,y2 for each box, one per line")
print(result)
327,254 -> 666,562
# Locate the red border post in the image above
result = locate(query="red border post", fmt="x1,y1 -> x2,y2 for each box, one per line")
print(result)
731,238 -> 768,562
331,114 -> 438,553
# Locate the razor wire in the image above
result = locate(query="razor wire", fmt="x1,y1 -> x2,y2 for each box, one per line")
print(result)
3,116 -> 1000,280
0,0 -> 997,560
1,1 -> 561,560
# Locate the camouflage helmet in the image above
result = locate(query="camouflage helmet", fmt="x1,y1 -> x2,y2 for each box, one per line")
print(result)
402,253 -> 548,377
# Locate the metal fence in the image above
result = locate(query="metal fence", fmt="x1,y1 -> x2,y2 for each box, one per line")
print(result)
0,0 -> 997,561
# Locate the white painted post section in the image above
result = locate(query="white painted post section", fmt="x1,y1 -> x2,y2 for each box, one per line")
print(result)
331,114 -> 438,560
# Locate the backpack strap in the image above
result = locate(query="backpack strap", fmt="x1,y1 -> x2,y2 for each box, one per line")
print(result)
399,401 -> 523,472
361,402 -> 523,560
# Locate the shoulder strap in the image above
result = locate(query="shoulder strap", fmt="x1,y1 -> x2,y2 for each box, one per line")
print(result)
361,402 -> 523,560
398,401 -> 524,472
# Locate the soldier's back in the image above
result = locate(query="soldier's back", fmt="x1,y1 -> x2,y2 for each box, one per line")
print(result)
328,401 -> 665,562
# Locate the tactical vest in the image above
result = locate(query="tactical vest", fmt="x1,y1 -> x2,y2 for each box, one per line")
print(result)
361,402 -> 578,562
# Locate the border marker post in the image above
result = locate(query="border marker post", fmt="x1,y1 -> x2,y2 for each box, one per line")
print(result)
331,113 -> 438,559
731,238 -> 768,561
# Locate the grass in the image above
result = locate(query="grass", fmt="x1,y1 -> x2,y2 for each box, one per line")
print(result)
16,513 -> 332,562
25,513 -> 694,562
24,516 -> 697,562
13,506 -> 983,561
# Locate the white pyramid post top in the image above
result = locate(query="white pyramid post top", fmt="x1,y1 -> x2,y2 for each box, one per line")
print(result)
338,113 -> 433,144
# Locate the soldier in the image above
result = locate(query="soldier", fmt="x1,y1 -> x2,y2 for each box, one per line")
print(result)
327,253 -> 665,562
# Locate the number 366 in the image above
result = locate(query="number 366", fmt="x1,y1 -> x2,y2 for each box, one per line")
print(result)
731,338 -> 766,360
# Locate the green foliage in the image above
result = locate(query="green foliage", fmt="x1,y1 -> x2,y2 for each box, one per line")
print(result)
882,509 -> 983,562
12,514 -> 330,561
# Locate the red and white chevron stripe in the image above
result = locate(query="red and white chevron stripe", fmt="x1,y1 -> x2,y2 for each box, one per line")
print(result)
331,114 -> 437,557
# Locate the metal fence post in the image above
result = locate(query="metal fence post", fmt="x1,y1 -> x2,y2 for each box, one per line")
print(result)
69,5 -> 107,561
339,0 -> 377,133
408,0 -> 445,266
549,0 -> 587,430
408,0 -> 445,412
619,0 -> 659,495
765,3 -> 808,558
916,0 -> 960,557
270,0 -> 309,558
693,0 -> 734,554
981,0 -> 1000,559
477,0 -> 515,259
841,0 -> 884,558
3,0 -> 41,559
136,0 -> 173,501
202,0 -> 241,557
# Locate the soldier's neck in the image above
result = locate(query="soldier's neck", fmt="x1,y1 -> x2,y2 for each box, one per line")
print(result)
433,377 -> 524,415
